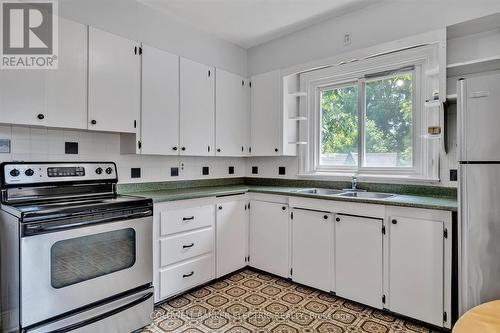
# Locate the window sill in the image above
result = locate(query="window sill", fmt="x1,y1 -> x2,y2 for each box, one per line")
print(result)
296,172 -> 440,185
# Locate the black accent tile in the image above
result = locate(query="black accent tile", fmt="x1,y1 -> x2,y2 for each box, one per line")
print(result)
171,167 -> 179,177
65,142 -> 78,154
252,166 -> 258,174
450,169 -> 458,182
131,168 -> 141,178
202,166 -> 209,175
278,167 -> 286,175
228,166 -> 235,175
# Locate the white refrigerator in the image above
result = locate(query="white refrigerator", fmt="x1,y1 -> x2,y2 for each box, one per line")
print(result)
458,72 -> 500,315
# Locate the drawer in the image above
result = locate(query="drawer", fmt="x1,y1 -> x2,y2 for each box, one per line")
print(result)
159,255 -> 214,299
160,228 -> 213,267
160,205 -> 214,236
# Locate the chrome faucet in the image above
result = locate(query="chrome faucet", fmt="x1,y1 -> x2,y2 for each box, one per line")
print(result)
351,176 -> 357,190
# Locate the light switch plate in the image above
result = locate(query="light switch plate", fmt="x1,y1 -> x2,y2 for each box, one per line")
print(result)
0,139 -> 10,153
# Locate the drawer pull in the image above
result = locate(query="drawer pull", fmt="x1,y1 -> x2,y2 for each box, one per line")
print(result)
183,271 -> 194,278
182,243 -> 194,249
182,216 -> 195,221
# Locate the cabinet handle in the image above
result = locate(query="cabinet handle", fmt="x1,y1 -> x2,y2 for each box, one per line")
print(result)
336,217 -> 341,222
181,147 -> 186,151
172,147 -> 178,151
218,206 -> 222,210
37,113 -> 45,120
182,216 -> 194,221
217,148 -> 221,152
282,206 -> 286,211
90,120 -> 97,125
182,243 -> 194,249
274,148 -> 279,152
183,271 -> 194,278
323,215 -> 328,220
392,219 -> 397,224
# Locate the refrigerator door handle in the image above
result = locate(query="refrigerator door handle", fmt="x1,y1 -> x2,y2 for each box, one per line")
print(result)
458,164 -> 467,315
457,79 -> 466,161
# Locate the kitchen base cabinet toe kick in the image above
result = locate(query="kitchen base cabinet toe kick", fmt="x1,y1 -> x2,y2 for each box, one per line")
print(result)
151,194 -> 453,330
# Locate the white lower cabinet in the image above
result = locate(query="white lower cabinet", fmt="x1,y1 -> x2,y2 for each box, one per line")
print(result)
249,200 -> 290,278
335,214 -> 383,309
153,199 -> 215,302
216,198 -> 249,278
291,209 -> 332,292
151,194 -> 451,329
387,208 -> 450,328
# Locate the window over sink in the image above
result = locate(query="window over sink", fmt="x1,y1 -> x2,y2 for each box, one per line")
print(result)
300,45 -> 440,182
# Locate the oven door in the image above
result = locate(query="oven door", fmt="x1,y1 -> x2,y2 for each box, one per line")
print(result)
20,211 -> 152,327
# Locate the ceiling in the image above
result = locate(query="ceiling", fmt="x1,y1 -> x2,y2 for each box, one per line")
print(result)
139,0 -> 377,48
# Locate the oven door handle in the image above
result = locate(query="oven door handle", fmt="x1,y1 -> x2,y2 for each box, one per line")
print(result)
25,209 -> 152,235
47,291 -> 153,333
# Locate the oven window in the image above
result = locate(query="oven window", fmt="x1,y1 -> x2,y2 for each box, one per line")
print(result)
50,228 -> 136,289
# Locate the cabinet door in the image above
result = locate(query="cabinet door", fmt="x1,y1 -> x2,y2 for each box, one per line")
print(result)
141,45 -> 179,155
249,200 -> 289,278
335,215 -> 383,309
179,58 -> 215,156
0,67 -> 45,126
250,70 -> 281,156
215,69 -> 245,156
88,27 -> 140,133
216,200 -> 248,277
292,209 -> 332,292
388,216 -> 444,326
45,18 -> 87,129
0,18 -> 87,129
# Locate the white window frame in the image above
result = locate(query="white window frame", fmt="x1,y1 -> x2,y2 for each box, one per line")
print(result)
299,46 -> 439,182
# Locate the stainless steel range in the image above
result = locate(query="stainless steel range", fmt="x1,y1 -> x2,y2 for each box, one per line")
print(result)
0,162 -> 154,333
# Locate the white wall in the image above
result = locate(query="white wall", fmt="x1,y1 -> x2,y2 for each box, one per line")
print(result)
248,0 -> 500,75
60,0 -> 247,76
0,125 -> 245,184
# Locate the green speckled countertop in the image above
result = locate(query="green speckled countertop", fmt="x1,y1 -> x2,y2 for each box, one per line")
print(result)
121,184 -> 457,211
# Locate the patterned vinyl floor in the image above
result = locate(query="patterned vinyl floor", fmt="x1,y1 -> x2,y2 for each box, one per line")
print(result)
142,269 -> 441,333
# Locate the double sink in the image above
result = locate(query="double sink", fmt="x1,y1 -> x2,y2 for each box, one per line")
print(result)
295,188 -> 395,200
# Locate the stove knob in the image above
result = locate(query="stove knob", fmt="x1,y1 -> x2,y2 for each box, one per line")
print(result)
105,167 -> 113,175
95,167 -> 103,175
9,169 -> 20,177
25,169 -> 34,176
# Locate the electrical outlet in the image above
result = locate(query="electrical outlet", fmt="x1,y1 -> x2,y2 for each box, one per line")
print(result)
252,166 -> 258,174
0,139 -> 11,153
344,32 -> 351,46
228,166 -> 235,175
278,167 -> 286,175
202,166 -> 209,175
171,167 -> 179,177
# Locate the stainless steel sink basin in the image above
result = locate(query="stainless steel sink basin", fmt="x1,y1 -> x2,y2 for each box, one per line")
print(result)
296,188 -> 344,195
338,191 -> 395,199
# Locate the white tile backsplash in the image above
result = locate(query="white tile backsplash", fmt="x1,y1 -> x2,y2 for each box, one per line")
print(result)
0,121 -> 458,187
0,125 -> 245,184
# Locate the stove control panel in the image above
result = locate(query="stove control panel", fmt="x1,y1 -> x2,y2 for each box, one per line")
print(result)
1,162 -> 117,185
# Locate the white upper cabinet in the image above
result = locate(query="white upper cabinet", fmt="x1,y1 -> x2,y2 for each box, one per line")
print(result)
335,214 -> 383,309
250,70 -> 282,156
179,58 -> 215,156
291,209 -> 332,292
215,69 -> 247,156
216,199 -> 248,278
141,45 -> 179,155
249,200 -> 289,278
45,18 -> 87,129
0,18 -> 87,129
387,214 -> 445,327
88,27 -> 140,133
